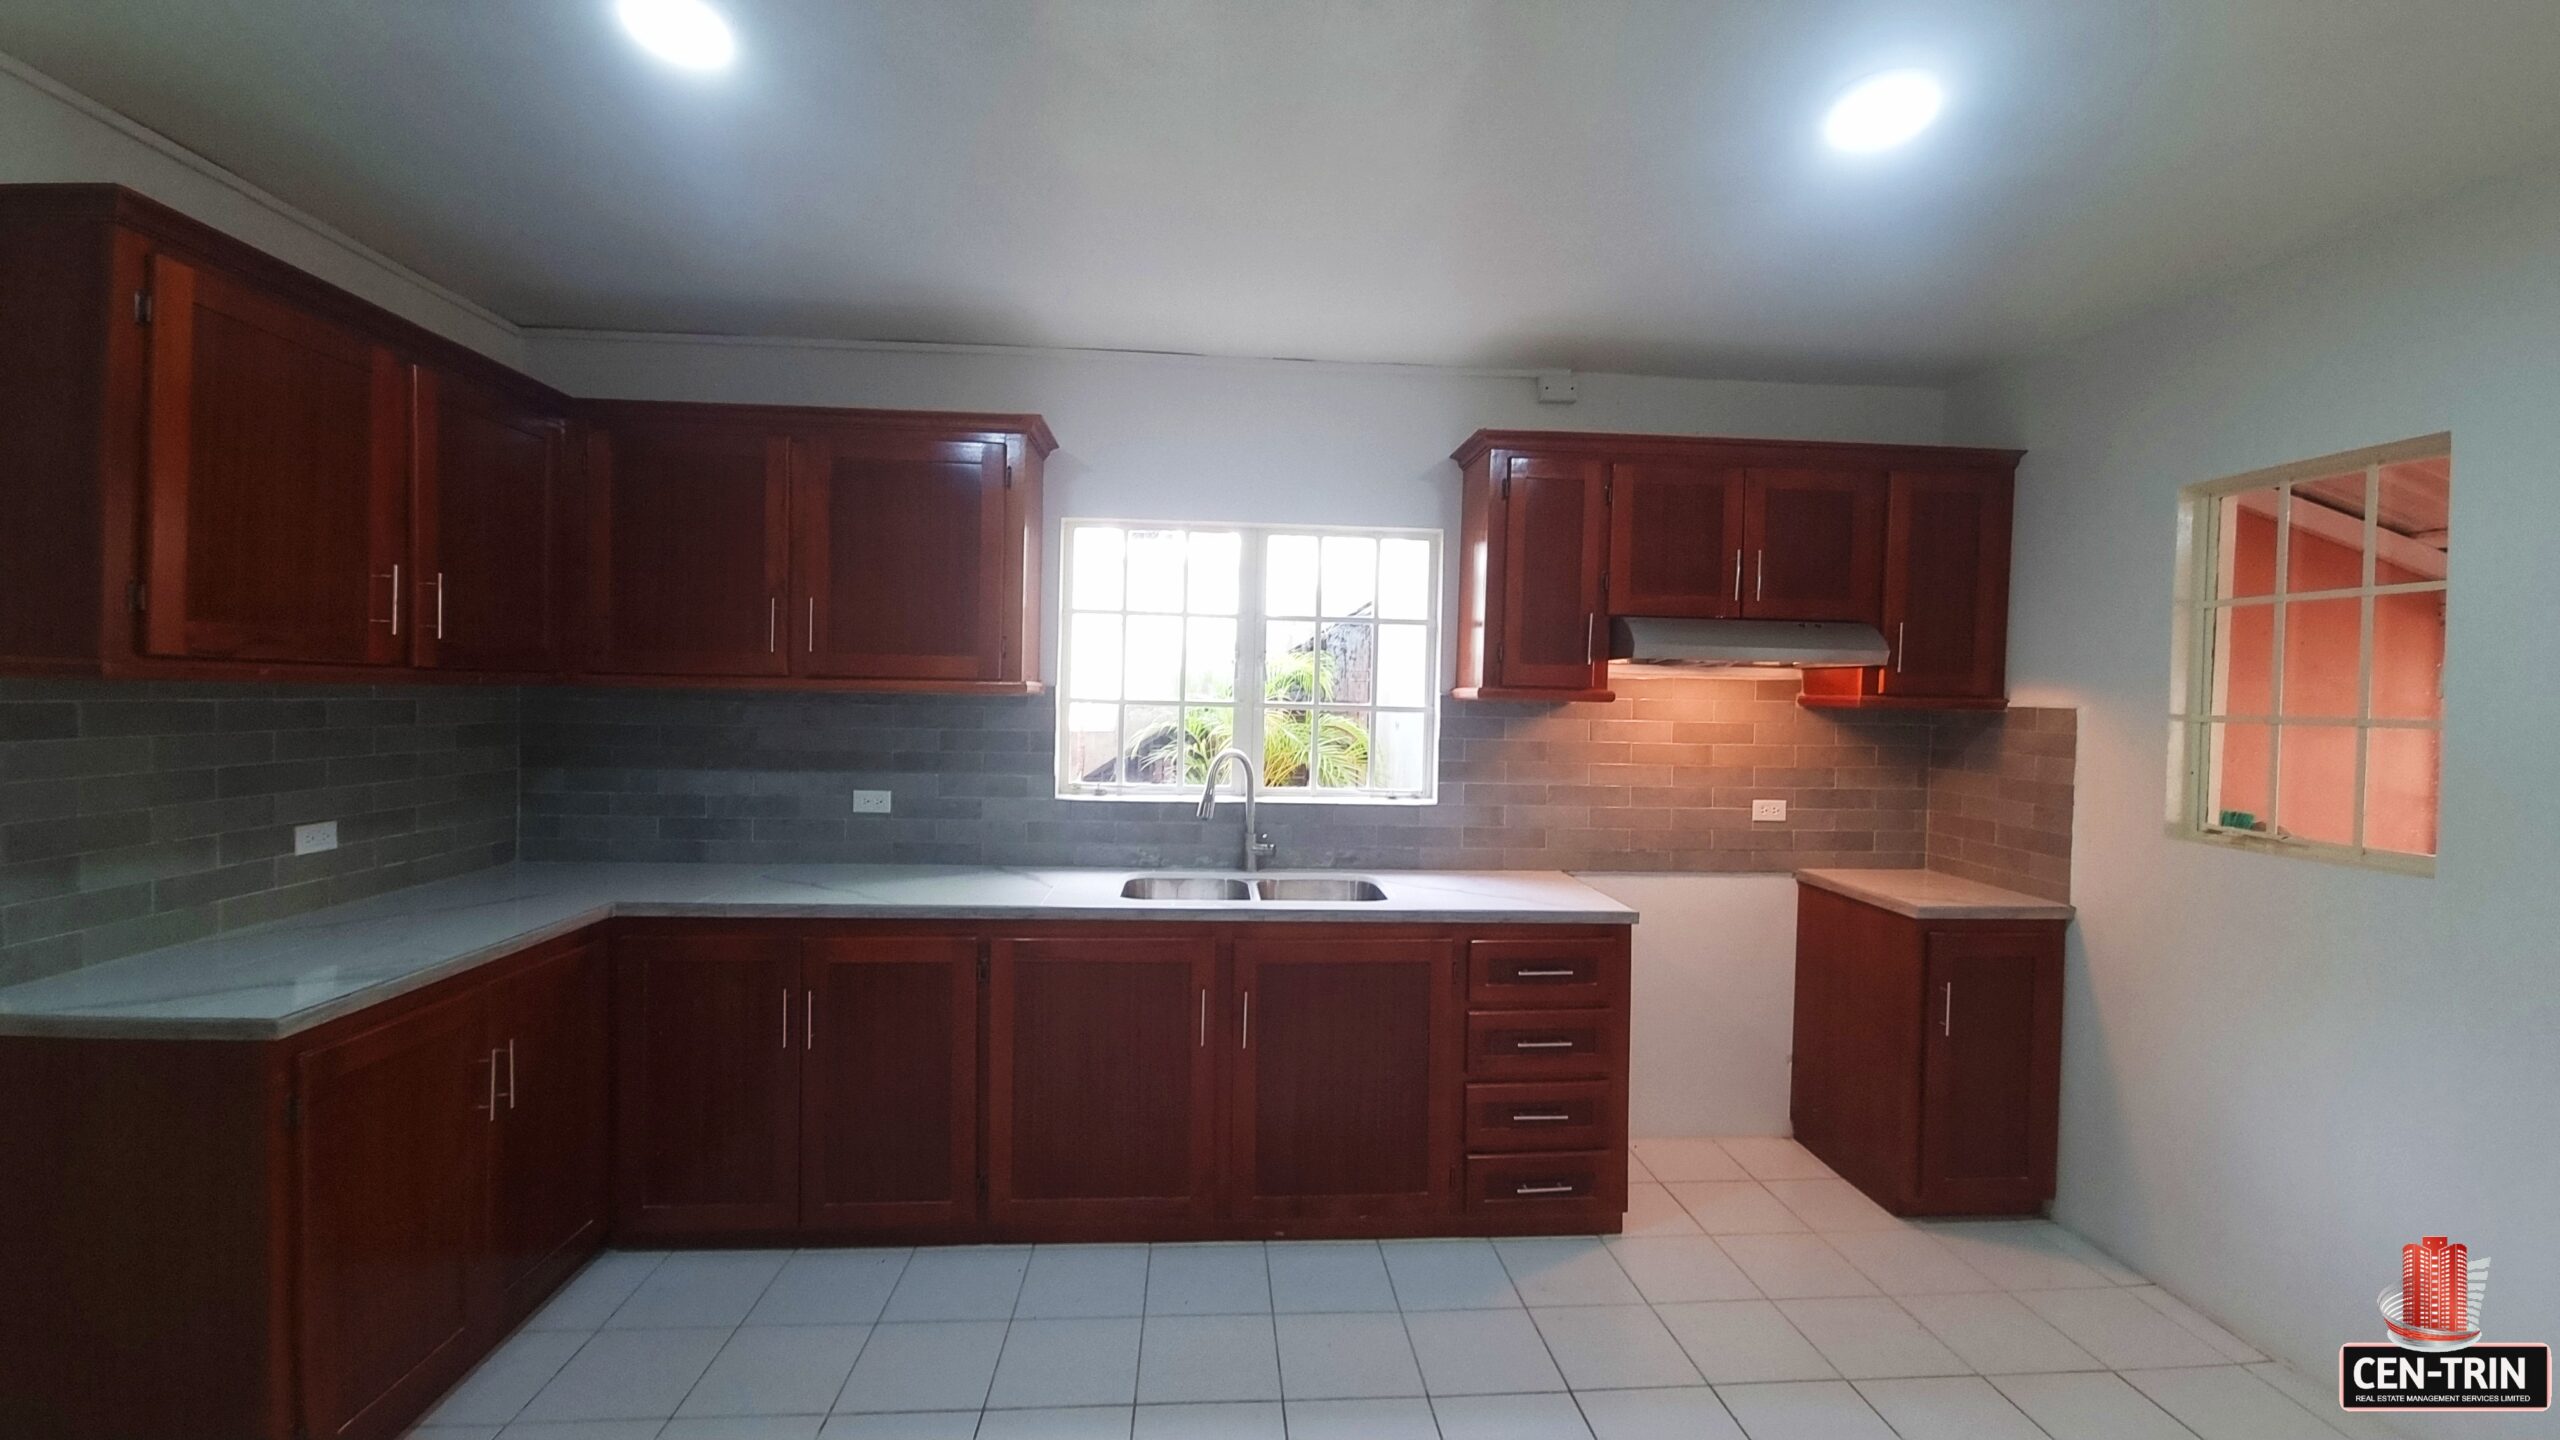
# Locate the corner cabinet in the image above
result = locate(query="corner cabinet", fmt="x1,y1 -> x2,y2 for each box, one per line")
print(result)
1451,430 -> 2020,707
1789,882 -> 2064,1215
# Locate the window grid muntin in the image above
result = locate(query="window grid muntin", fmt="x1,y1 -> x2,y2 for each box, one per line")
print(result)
1059,519 -> 1439,802
2171,437 -> 2447,869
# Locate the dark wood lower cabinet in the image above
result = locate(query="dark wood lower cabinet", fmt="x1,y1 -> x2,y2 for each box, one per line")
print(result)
802,935 -> 980,1234
1790,882 -> 2065,1215
986,935 -> 1221,1232
612,931 -> 802,1238
479,940 -> 609,1323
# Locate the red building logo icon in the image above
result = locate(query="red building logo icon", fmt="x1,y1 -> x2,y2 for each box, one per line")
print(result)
2383,1236 -> 2487,1351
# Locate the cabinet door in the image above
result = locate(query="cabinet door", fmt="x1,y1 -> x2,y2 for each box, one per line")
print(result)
295,991 -> 487,1440
1741,468 -> 1885,621
412,367 -> 565,672
1607,461 -> 1745,618
802,936 -> 980,1234
1879,469 -> 2012,699
480,940 -> 608,1327
1918,930 -> 2062,1213
986,936 -> 1218,1228
793,432 -> 1011,680
141,252 -> 407,664
1490,453 -> 1609,692
1229,939 -> 1458,1221
585,419 -> 790,676
613,932 -> 801,1236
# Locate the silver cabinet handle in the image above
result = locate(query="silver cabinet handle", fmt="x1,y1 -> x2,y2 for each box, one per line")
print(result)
805,989 -> 815,1050
1513,1182 -> 1578,1196
1241,990 -> 1251,1050
1513,968 -> 1577,979
806,596 -> 815,653
782,989 -> 790,1050
1197,988 -> 1207,1047
477,1049 -> 497,1120
435,572 -> 447,640
1514,1038 -> 1576,1050
1942,981 -> 1954,1037
1584,611 -> 1598,664
373,563 -> 403,633
1755,549 -> 1765,602
503,1038 -> 516,1110
1896,621 -> 1906,673
1732,550 -> 1743,603
1511,1112 -> 1572,1123
767,597 -> 778,653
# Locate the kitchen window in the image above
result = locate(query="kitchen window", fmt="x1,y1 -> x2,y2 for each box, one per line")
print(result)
1058,521 -> 1440,802
2168,434 -> 2448,871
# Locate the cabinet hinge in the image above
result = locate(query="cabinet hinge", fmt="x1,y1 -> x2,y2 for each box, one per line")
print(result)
127,580 -> 146,614
1500,472 -> 1511,500
284,1092 -> 301,1131
132,290 -> 153,325
1002,461 -> 1014,489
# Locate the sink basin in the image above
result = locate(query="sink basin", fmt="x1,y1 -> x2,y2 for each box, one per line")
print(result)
1255,877 -> 1388,902
1120,876 -> 1254,901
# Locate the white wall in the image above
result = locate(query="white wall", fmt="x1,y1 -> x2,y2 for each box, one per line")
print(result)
1582,874 -> 1801,1136
0,54 -> 525,368
1950,162 -> 2560,1435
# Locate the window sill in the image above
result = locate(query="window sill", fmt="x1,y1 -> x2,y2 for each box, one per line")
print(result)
2165,822 -> 2435,876
1057,789 -> 1437,807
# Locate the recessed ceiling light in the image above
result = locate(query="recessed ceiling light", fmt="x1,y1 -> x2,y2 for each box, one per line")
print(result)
1823,69 -> 1943,152
615,0 -> 736,71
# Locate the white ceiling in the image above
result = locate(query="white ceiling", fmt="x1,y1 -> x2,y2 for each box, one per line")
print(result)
5,1 -> 2559,382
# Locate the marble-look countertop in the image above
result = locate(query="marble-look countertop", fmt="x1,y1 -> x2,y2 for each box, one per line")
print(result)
1796,867 -> 2075,921
0,863 -> 1635,1041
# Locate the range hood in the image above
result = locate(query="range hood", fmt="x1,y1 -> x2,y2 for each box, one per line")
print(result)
1608,616 -> 1890,669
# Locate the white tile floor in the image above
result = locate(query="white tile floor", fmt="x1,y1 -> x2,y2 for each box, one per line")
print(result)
407,1138 -> 2373,1440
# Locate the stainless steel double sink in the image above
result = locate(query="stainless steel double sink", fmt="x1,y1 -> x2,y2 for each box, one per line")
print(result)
1119,875 -> 1387,902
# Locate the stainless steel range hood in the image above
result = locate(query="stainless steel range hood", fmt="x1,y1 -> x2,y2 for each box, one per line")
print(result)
1608,616 -> 1890,669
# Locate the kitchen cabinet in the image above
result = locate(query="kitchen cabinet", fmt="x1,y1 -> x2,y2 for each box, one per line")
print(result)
1460,933 -> 1629,1226
141,251 -> 411,666
583,410 -> 793,679
801,935 -> 981,1234
1227,938 -> 1458,1223
986,935 -> 1221,1231
1456,448 -> 1610,697
1790,881 -> 2064,1215
476,939 -> 608,1325
294,991 -> 487,1440
612,930 -> 802,1237
410,366 -> 567,673
793,428 -> 1027,682
1452,430 -> 2020,704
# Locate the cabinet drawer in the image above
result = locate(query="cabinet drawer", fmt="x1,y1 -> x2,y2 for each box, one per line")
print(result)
1466,1009 -> 1613,1079
1464,1081 -> 1610,1152
1464,1151 -> 1612,1212
1467,938 -> 1613,1008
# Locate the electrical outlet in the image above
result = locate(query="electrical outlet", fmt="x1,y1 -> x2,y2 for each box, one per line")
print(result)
1751,799 -> 1788,823
293,821 -> 339,855
852,790 -> 892,815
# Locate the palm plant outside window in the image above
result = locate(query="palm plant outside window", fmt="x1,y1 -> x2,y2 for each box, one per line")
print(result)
1058,521 -> 1439,801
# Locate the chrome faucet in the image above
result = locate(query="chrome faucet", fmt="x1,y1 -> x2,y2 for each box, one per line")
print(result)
1196,747 -> 1277,872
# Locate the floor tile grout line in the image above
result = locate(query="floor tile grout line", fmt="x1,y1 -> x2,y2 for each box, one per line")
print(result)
822,1244 -> 918,1416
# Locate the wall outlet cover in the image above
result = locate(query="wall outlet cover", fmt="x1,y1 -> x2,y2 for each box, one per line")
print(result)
1751,799 -> 1788,823
293,820 -> 339,855
852,790 -> 893,815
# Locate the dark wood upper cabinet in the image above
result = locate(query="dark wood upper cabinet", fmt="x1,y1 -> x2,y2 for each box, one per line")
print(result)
1229,938 -> 1459,1222
294,991 -> 486,1440
584,414 -> 791,678
792,430 -> 1013,680
1454,450 -> 1609,698
1877,469 -> 2014,700
985,935 -> 1220,1229
1740,466 -> 1886,621
612,931 -> 802,1237
1608,461 -> 1746,618
411,366 -> 566,673
477,940 -> 608,1328
142,252 -> 409,665
801,935 -> 980,1235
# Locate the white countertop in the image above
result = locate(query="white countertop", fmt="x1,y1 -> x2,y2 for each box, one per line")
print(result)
1797,867 -> 2075,921
0,863 -> 1635,1041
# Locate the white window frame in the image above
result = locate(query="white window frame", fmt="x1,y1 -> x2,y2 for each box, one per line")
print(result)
2167,432 -> 2448,874
1056,519 -> 1442,804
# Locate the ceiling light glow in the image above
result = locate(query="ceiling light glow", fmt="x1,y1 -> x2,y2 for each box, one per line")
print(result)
616,0 -> 736,71
1823,69 -> 1943,152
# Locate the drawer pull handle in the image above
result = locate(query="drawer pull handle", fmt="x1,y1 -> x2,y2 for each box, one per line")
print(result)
1511,1112 -> 1573,1123
1513,1039 -> 1577,1050
1512,968 -> 1578,979
1513,1182 -> 1579,1196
